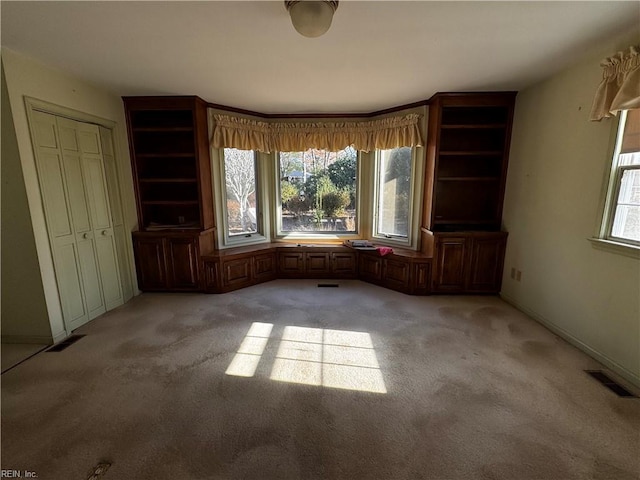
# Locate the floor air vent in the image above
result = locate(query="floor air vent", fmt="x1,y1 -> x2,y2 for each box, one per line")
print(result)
46,334 -> 86,352
585,370 -> 636,398
318,283 -> 339,288
86,462 -> 111,480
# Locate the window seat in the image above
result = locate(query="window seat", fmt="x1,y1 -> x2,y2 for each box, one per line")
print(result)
201,243 -> 432,295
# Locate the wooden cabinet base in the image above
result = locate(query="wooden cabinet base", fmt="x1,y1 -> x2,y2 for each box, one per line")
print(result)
135,237 -> 505,296
132,229 -> 213,292
358,251 -> 431,295
426,230 -> 507,294
202,244 -> 428,295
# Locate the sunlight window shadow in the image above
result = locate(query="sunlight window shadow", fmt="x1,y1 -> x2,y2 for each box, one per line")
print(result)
225,322 -> 273,377
270,326 -> 387,394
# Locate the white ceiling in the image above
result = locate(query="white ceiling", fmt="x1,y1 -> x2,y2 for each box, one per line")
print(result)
2,1 -> 638,114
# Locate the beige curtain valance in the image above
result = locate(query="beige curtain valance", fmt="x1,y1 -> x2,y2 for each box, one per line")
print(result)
590,45 -> 640,121
211,113 -> 423,153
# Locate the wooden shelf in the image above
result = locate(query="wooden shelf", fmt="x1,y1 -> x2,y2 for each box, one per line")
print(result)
424,92 -> 515,238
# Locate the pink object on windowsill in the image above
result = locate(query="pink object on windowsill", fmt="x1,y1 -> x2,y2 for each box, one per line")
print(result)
376,247 -> 394,256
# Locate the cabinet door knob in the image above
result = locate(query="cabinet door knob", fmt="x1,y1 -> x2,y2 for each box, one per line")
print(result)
82,233 -> 88,239
102,230 -> 108,236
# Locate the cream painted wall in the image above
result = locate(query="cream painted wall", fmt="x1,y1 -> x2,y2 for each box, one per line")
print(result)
1,65 -> 52,342
502,31 -> 640,387
1,48 -> 138,342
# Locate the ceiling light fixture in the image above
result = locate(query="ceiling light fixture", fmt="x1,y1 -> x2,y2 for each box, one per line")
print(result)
285,1 -> 339,38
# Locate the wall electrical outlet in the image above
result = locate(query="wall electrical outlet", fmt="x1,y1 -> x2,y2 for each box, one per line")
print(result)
516,270 -> 522,282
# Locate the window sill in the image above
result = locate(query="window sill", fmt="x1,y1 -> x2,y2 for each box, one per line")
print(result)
588,238 -> 640,259
274,232 -> 360,243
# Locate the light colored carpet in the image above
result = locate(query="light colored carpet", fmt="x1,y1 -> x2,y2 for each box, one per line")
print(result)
1,343 -> 47,373
1,280 -> 638,480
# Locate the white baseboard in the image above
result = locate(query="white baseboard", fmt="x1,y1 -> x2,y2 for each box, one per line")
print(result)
52,330 -> 68,343
500,293 -> 640,389
1,334 -> 53,345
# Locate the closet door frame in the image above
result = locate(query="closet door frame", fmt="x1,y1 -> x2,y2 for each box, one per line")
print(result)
24,97 -> 134,334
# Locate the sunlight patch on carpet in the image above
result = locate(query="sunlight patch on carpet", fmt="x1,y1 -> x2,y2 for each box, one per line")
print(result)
226,324 -> 386,393
225,322 -> 273,377
270,326 -> 387,394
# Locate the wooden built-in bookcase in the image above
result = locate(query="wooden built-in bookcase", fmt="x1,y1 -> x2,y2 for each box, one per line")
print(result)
422,92 -> 516,293
124,92 -> 516,294
124,96 -> 215,292
424,92 -> 515,232
125,96 -> 213,231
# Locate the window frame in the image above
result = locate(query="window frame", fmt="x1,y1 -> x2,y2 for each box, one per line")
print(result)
598,110 -> 640,250
371,146 -> 417,247
212,145 -> 425,249
217,148 -> 267,248
273,148 -> 362,241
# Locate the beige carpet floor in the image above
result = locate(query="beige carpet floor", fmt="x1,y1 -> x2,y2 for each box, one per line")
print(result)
1,280 -> 638,480
1,343 -> 47,373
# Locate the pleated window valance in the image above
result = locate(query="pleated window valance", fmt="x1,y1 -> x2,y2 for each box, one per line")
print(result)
590,45 -> 640,121
210,113 -> 423,153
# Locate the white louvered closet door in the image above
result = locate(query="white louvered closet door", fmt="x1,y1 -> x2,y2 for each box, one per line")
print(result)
31,112 -> 123,332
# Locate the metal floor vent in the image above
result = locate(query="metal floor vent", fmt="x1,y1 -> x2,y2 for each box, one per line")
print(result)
318,283 -> 339,288
86,462 -> 111,480
46,334 -> 86,352
585,370 -> 636,398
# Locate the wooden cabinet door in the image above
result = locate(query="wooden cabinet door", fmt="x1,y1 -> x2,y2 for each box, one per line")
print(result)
331,252 -> 357,276
305,252 -> 331,275
133,236 -> 167,290
359,253 -> 382,281
166,236 -> 200,290
383,258 -> 411,290
468,234 -> 507,293
203,260 -> 220,293
413,261 -> 431,294
254,253 -> 276,282
222,257 -> 252,289
433,236 -> 468,292
278,252 -> 304,276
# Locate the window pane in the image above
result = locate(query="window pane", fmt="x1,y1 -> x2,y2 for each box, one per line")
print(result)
377,147 -> 412,238
223,148 -> 258,237
279,147 -> 357,234
611,166 -> 640,242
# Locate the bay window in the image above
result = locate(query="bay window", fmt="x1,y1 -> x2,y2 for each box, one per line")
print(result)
210,110 -> 424,248
277,147 -> 358,236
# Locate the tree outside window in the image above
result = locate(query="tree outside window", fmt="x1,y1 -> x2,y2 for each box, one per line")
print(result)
279,147 -> 357,233
223,148 -> 258,236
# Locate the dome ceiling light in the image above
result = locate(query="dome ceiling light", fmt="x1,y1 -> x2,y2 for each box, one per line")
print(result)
285,1 -> 339,38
